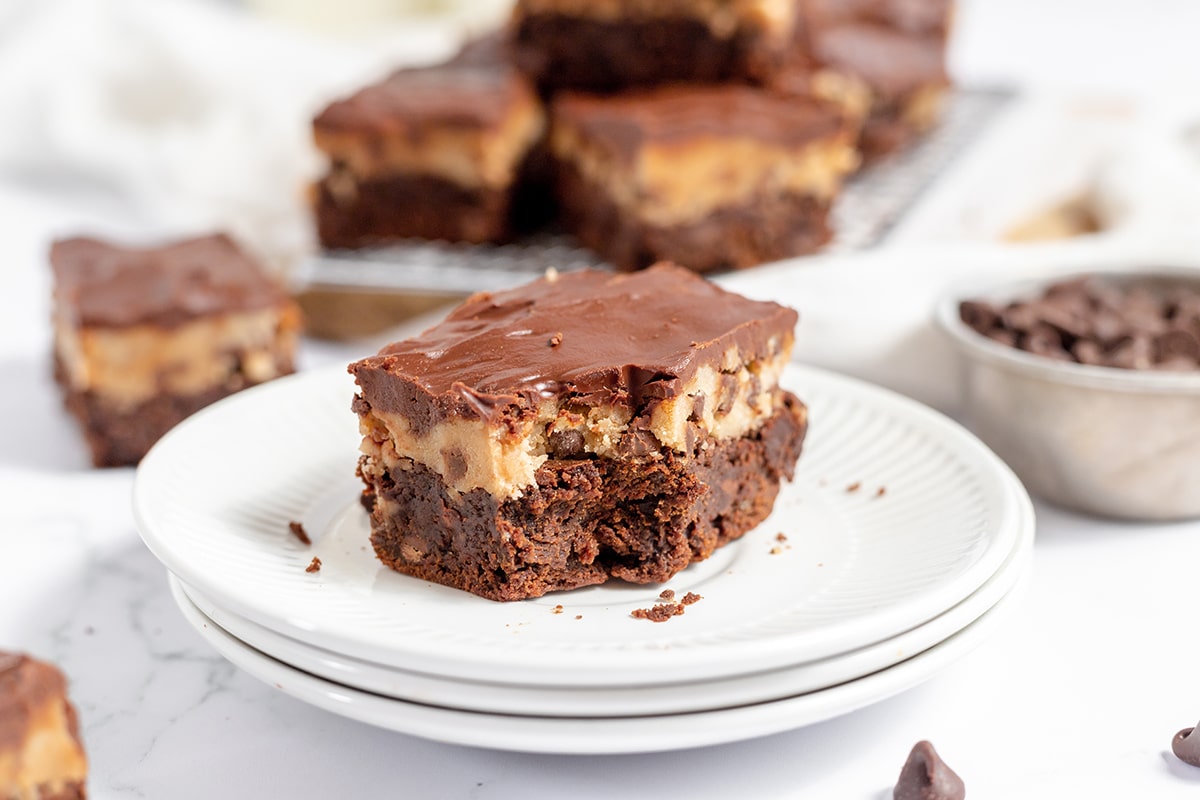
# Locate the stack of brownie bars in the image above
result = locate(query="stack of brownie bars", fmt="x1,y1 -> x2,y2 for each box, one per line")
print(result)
313,0 -> 952,273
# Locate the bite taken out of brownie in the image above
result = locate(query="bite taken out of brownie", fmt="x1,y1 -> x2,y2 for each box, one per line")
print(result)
348,263 -> 807,601
50,234 -> 302,467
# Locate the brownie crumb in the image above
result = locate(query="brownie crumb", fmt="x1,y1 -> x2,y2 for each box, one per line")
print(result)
552,604 -> 564,614
631,603 -> 686,622
305,557 -> 322,573
288,520 -> 311,545
775,532 -> 788,542
846,481 -> 862,493
659,589 -> 676,601
680,592 -> 702,606
575,615 -> 583,620
770,546 -> 783,555
875,486 -> 887,498
547,332 -> 563,348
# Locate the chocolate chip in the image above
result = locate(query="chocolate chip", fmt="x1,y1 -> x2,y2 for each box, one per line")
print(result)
1156,330 -> 1200,363
894,741 -> 965,800
548,429 -> 585,458
1108,335 -> 1154,369
1173,724 -> 1200,767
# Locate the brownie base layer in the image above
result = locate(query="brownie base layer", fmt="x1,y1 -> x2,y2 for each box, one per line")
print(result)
556,162 -> 832,272
55,354 -> 295,467
315,171 -> 515,249
361,393 -> 806,601
514,15 -> 784,94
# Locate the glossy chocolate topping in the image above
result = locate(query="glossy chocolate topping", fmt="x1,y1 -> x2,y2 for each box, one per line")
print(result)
313,46 -> 534,136
350,263 -> 797,428
51,234 -> 288,330
894,741 -> 966,800
811,24 -> 948,98
552,86 -> 845,163
0,653 -> 74,752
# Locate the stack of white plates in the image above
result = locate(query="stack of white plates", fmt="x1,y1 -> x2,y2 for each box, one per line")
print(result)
135,364 -> 1034,755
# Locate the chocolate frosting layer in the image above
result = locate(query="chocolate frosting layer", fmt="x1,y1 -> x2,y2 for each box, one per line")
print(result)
51,234 -> 288,330
350,263 -> 797,428
553,86 -> 845,164
313,40 -> 534,136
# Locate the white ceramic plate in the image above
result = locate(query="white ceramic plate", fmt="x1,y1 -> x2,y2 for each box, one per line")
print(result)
170,573 -> 1026,755
175,484 -> 1030,716
137,364 -> 1026,686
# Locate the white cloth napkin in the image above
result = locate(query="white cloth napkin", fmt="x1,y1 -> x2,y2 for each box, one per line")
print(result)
0,0 -> 466,263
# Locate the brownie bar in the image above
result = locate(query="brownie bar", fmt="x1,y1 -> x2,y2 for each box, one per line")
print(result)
511,0 -> 802,93
51,234 -> 301,467
312,41 -> 546,248
0,653 -> 88,800
550,86 -> 856,272
783,0 -> 952,162
349,263 -> 807,600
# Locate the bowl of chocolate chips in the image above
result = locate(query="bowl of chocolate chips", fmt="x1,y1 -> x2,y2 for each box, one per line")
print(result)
937,268 -> 1200,520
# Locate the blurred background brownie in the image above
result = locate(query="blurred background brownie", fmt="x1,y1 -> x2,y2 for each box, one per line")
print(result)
511,0 -> 803,93
312,40 -> 547,248
0,652 -> 88,800
51,234 -> 302,467
781,0 -> 953,162
550,86 -> 858,272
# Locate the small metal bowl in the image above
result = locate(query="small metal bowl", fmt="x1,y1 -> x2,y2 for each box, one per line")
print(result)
936,269 -> 1200,521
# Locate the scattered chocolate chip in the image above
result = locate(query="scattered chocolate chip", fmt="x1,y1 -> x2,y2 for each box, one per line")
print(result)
894,741 -> 965,800
680,592 -> 701,606
875,486 -> 887,498
287,520 -> 311,546
574,615 -> 582,620
846,482 -> 862,493
659,589 -> 676,601
1173,724 -> 1200,767
305,557 -> 322,573
775,532 -> 788,542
